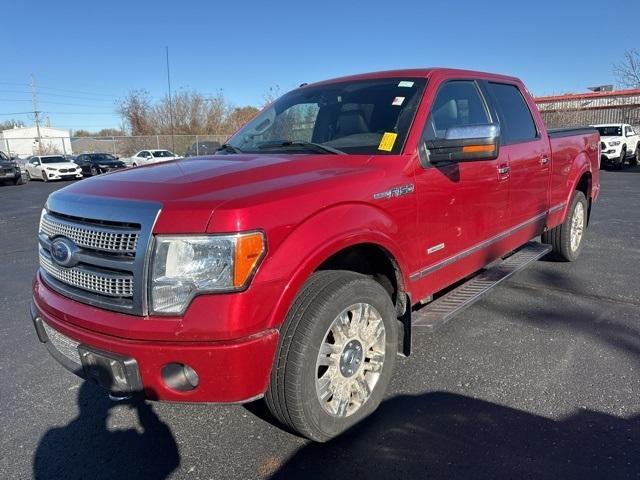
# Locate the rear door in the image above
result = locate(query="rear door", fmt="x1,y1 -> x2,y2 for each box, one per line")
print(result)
482,81 -> 550,229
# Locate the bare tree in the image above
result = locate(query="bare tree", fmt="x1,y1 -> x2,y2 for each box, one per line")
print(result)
117,90 -> 153,135
614,49 -> 640,88
0,119 -> 25,130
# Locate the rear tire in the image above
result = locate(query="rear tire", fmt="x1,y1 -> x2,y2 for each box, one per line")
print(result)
265,271 -> 397,442
542,191 -> 588,262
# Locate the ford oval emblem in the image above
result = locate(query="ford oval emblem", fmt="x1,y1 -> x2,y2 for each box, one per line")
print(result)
50,237 -> 79,267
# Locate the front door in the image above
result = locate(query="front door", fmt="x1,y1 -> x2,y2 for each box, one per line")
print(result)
412,79 -> 509,296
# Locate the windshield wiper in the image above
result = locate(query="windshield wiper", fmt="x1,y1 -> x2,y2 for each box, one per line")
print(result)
257,140 -> 345,155
216,143 -> 243,154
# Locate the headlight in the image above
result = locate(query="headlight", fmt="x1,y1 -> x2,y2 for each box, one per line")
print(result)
608,141 -> 621,146
46,167 -> 56,171
150,232 -> 266,314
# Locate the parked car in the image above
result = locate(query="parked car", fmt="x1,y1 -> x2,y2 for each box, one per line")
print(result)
0,150 -> 25,185
31,68 -> 600,442
24,155 -> 83,182
128,149 -> 182,167
184,141 -> 221,157
593,123 -> 640,169
75,153 -> 126,176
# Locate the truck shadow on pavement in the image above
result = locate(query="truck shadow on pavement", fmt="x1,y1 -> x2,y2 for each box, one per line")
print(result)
33,375 -> 180,480
268,391 -> 639,480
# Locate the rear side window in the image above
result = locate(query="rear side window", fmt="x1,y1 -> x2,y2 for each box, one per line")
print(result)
486,83 -> 537,144
425,81 -> 490,140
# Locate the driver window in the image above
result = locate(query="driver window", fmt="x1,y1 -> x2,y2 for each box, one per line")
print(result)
424,81 -> 490,141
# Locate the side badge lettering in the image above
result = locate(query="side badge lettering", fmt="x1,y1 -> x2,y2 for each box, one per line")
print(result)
373,184 -> 415,200
427,243 -> 445,255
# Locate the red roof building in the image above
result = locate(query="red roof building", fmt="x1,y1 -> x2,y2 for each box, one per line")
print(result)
535,89 -> 640,128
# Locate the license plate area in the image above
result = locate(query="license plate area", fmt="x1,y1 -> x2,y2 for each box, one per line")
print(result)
78,346 -> 143,395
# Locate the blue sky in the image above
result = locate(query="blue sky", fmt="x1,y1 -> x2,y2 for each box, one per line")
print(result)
2,0 -> 638,132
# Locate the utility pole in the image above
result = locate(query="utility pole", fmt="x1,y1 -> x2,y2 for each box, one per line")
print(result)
31,74 -> 42,154
165,46 -> 175,152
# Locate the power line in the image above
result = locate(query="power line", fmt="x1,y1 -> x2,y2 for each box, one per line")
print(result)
0,89 -> 116,103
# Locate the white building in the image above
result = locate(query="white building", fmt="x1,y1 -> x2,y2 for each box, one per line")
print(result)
0,126 -> 72,158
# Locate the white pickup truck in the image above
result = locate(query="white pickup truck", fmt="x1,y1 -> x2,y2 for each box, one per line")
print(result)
593,123 -> 640,169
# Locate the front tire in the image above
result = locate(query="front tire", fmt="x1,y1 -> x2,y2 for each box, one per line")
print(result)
24,170 -> 31,182
617,148 -> 626,169
265,271 -> 397,442
90,165 -> 99,176
631,145 -> 639,167
41,171 -> 49,182
542,191 -> 588,262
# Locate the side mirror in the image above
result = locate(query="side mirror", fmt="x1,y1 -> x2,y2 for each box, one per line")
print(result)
419,123 -> 500,167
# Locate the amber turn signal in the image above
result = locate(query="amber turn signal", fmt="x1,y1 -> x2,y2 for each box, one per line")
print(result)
462,144 -> 495,153
233,232 -> 266,287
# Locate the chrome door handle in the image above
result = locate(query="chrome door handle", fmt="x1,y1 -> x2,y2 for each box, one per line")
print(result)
540,156 -> 549,166
498,166 -> 510,175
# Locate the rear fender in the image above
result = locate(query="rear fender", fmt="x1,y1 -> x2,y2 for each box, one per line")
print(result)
257,203 -> 408,331
549,152 -> 592,228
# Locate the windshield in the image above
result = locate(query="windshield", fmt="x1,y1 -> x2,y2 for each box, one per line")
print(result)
225,77 -> 427,155
88,154 -> 117,162
152,150 -> 176,157
41,156 -> 68,164
597,126 -> 622,137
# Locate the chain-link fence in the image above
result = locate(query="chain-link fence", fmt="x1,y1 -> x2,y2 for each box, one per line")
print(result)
1,134 -> 230,160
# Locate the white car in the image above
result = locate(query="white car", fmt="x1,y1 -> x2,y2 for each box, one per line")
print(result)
24,155 -> 83,182
593,123 -> 640,169
129,149 -> 182,167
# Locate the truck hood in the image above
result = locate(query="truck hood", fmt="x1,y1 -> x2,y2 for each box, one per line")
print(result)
54,154 -> 373,232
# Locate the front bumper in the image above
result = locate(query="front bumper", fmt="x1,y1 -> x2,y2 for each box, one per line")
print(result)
601,148 -> 622,161
46,171 -> 83,180
30,298 -> 279,403
1,169 -> 20,180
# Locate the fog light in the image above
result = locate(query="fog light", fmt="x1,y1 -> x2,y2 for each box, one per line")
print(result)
161,363 -> 199,391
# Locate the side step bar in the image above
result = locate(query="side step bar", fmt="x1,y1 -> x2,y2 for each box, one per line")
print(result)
412,241 -> 552,331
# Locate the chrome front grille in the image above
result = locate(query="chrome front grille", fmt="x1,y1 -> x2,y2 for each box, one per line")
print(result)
37,197 -> 160,316
40,250 -> 134,297
40,213 -> 139,253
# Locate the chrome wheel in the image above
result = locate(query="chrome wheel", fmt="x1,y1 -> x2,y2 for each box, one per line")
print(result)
315,302 -> 386,418
570,201 -> 585,252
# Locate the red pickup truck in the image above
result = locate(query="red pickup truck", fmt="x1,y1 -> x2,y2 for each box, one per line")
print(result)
31,68 -> 600,441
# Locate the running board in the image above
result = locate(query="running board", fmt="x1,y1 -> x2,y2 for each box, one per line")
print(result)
412,242 -> 552,331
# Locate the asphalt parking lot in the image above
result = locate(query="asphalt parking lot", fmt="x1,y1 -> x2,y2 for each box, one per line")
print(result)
1,167 -> 639,480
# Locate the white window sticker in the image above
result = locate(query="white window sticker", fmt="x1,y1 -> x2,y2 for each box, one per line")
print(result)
398,81 -> 414,88
392,96 -> 405,106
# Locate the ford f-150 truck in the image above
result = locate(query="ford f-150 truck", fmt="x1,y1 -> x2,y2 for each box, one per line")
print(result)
31,68 -> 600,441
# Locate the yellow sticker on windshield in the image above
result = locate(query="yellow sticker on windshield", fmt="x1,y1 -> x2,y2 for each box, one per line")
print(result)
378,132 -> 398,152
